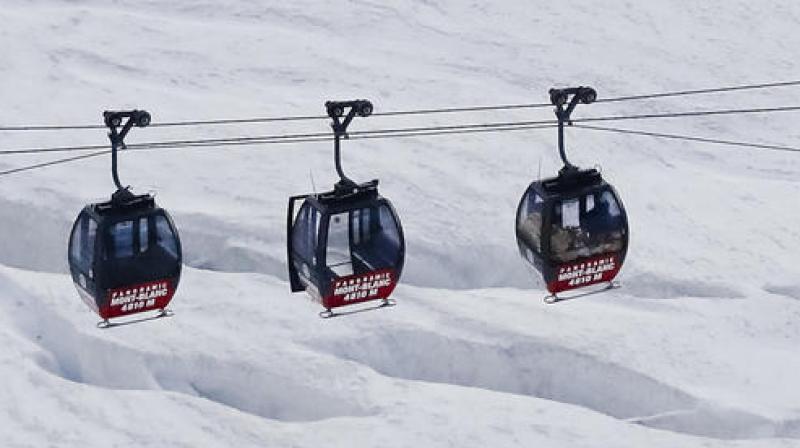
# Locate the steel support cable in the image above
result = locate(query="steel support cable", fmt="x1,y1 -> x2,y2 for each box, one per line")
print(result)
0,108 -> 555,132
128,120 -> 560,149
0,120 -> 561,156
4,102 -> 800,175
573,124 -> 800,153
572,105 -> 800,124
2,80 -> 800,131
0,106 -> 556,131
596,80 -> 800,104
0,150 -> 111,176
4,104 -> 800,156
0,116 -> 324,131
6,120 -> 797,178
0,124 -> 559,177
124,123 -> 561,151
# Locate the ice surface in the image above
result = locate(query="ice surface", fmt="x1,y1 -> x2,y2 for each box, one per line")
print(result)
0,1 -> 799,446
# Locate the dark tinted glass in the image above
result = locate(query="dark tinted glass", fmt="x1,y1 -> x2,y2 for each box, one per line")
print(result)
70,214 -> 97,272
517,189 -> 544,253
549,189 -> 625,263
155,215 -> 179,260
110,221 -> 134,259
292,203 -> 320,264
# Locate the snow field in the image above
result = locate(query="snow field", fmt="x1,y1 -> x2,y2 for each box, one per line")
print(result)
0,1 -> 800,446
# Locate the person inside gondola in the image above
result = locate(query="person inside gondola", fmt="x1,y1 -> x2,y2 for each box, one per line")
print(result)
550,201 -> 582,262
585,191 -> 624,255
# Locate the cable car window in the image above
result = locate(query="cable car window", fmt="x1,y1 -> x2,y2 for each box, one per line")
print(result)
561,198 -> 581,228
585,190 -> 624,256
139,217 -> 149,253
600,191 -> 621,217
326,212 -> 353,276
70,215 -> 97,271
342,204 -> 402,272
312,207 -> 320,265
377,205 -> 400,249
359,207 -> 372,244
86,218 -> 97,268
550,201 -> 580,263
352,209 -> 361,246
70,217 -> 83,262
111,221 -> 135,258
551,191 -> 625,263
155,215 -> 179,260
517,190 -> 545,253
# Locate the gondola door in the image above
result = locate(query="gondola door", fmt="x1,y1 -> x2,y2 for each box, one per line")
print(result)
287,196 -> 324,300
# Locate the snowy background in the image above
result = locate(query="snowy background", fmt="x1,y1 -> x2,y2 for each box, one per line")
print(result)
1,1 -> 800,446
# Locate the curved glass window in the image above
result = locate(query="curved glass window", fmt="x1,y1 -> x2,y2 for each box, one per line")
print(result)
326,212 -> 352,276
155,215 -> 179,260
377,205 -> 401,252
550,189 -> 625,263
324,203 -> 403,279
70,224 -> 81,260
517,189 -> 544,253
70,214 -> 97,272
139,217 -> 149,253
110,221 -> 134,259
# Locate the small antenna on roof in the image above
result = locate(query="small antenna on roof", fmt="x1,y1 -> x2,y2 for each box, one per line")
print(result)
537,155 -> 542,181
309,169 -> 317,195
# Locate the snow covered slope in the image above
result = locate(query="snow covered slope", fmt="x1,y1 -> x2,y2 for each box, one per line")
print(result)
1,1 -> 799,446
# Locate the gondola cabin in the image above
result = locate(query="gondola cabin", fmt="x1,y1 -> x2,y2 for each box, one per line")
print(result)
68,191 -> 182,321
288,99 -> 405,318
516,168 -> 628,295
288,180 -> 405,315
68,108 -> 181,327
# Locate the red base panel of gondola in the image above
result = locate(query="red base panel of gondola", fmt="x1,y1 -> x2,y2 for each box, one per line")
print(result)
99,279 -> 177,320
547,253 -> 622,294
321,268 -> 398,310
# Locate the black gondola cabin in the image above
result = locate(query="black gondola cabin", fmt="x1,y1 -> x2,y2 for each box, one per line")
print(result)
69,192 -> 182,320
516,168 -> 628,294
288,180 -> 405,311
67,109 -> 182,325
287,99 -> 406,317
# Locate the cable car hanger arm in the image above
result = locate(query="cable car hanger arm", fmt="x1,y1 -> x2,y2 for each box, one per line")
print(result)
325,99 -> 373,189
549,87 -> 597,171
103,110 -> 151,193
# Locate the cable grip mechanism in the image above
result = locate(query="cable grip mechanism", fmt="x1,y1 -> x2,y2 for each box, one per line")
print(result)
548,86 -> 596,173
103,109 -> 151,198
325,99 -> 373,190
